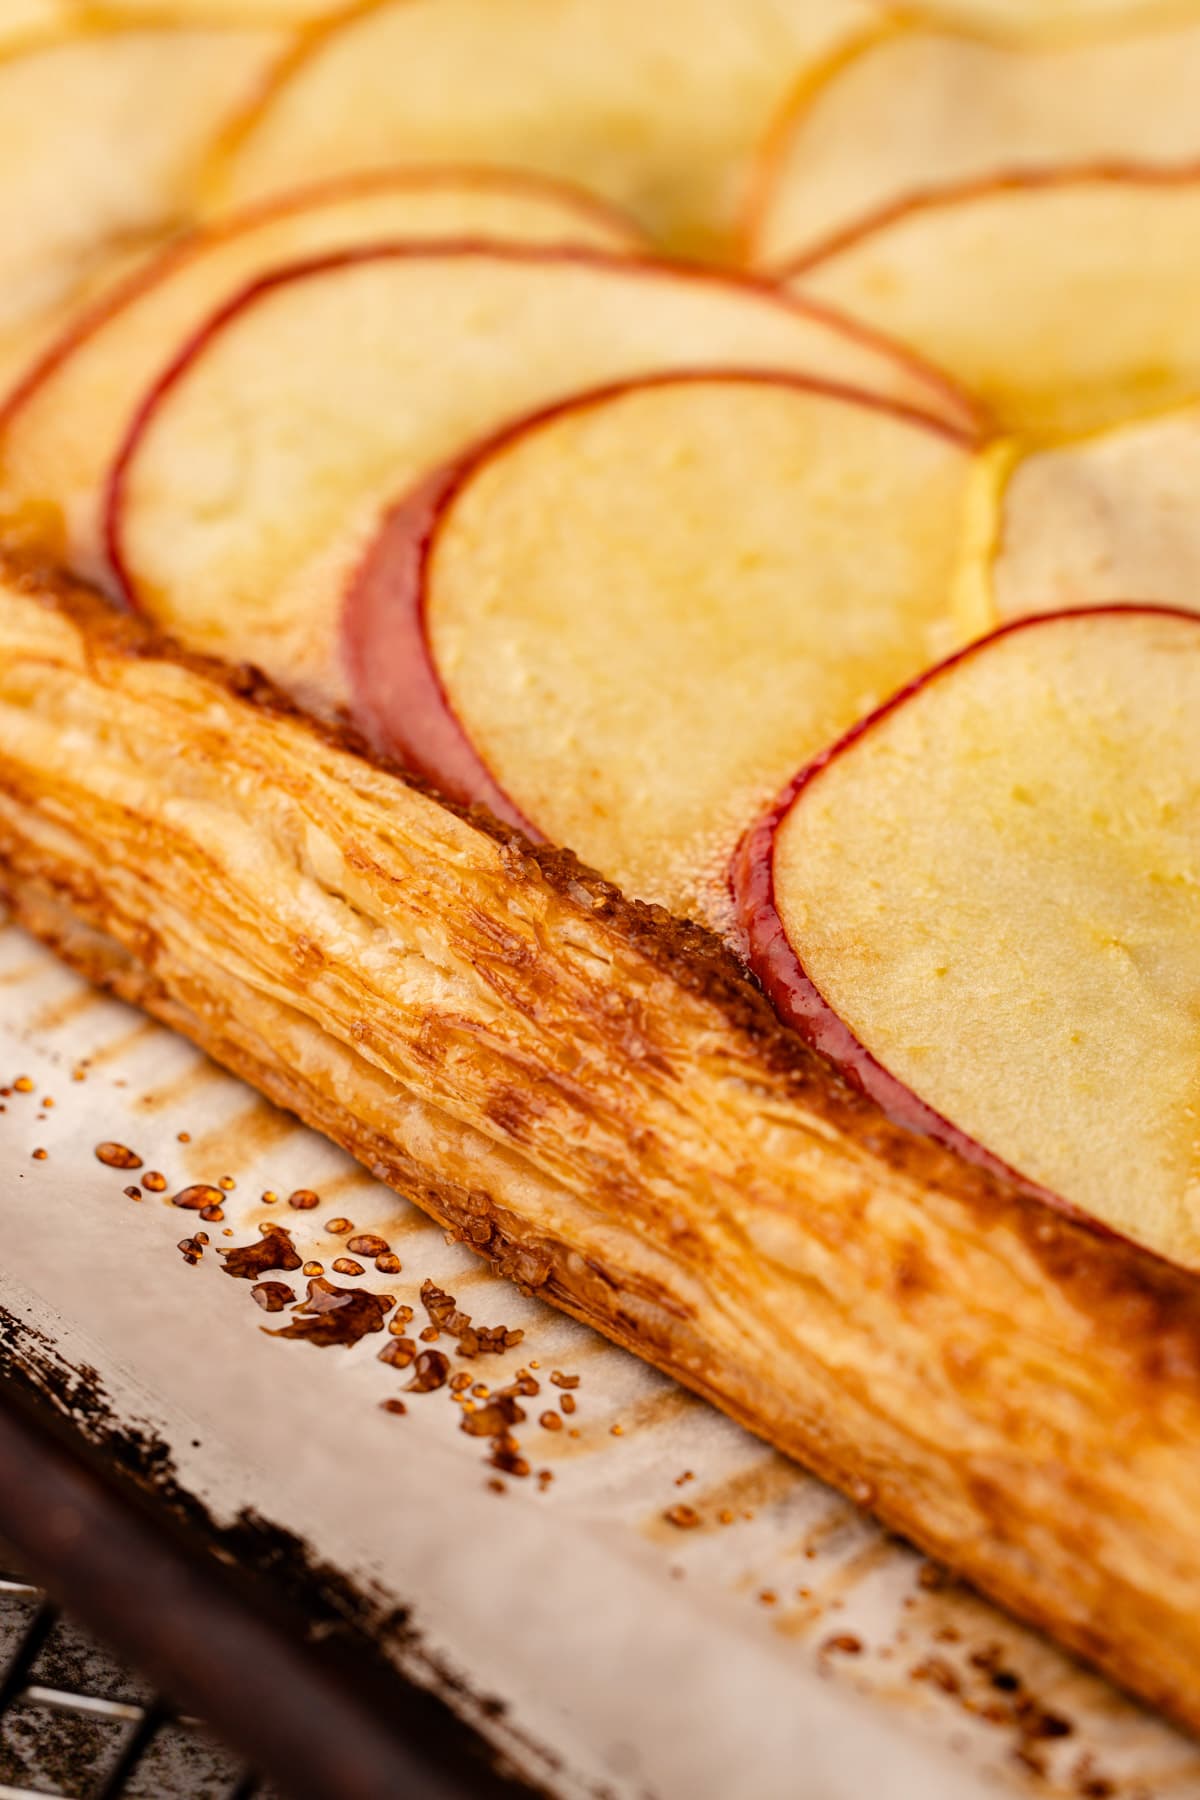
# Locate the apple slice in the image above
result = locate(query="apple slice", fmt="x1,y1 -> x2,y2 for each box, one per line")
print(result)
750,19 -> 1200,269
0,23 -> 281,373
0,169 -> 645,581
990,406 -> 1200,622
0,2 -> 68,45
203,0 -> 877,258
106,243 -> 974,714
788,171 -> 1200,435
732,605 -> 1200,1268
345,373 -> 980,922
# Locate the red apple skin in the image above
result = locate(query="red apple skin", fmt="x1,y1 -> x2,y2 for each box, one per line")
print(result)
342,452 -> 537,833
340,367 -> 977,834
775,162 -> 1200,282
0,164 -> 651,433
102,236 -> 984,605
729,602 -> 1200,1235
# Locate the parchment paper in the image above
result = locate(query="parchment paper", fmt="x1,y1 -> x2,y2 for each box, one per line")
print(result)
1,915 -> 1196,1800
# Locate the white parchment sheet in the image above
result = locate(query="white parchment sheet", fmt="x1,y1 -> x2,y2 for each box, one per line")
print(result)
1,917 -> 1197,1800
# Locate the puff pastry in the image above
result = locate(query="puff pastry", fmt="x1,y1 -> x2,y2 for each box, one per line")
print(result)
3,558 -> 1200,1730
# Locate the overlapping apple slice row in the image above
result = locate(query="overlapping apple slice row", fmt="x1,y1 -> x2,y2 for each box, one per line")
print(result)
731,606 -> 1200,1271
748,15 -> 1200,269
0,17 -> 286,396
201,0 -> 881,258
0,168 -> 647,582
94,242 -> 971,713
784,170 -> 1200,436
342,373 -> 983,923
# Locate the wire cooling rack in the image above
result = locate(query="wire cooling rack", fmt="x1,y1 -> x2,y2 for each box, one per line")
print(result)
0,1549 -> 268,1800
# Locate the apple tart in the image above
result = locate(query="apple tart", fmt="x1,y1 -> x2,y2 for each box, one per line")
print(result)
6,560 -> 1200,1738
6,0 -> 1200,1743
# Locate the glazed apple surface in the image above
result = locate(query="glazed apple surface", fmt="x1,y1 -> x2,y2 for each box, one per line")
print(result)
106,244 -> 970,712
204,0 -> 876,257
989,406 -> 1200,622
787,172 -> 1200,435
0,169 -> 644,583
733,606 -> 1200,1269
750,18 -> 1200,269
0,21 -> 280,394
346,372 -> 981,922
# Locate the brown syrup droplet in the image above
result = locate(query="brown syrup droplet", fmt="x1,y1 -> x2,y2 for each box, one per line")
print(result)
559,1393 -> 576,1415
218,1175 -> 236,1191
489,1442 -> 530,1479
220,1229 -> 302,1280
404,1349 -> 451,1392
332,1257 -> 364,1277
822,1634 -> 863,1656
171,1183 -> 224,1212
31,1148 -> 47,1161
549,1371 -> 579,1390
325,1217 -> 353,1235
664,1505 -> 701,1530
123,1185 -> 141,1200
375,1251 -> 402,1274
267,1277 -> 390,1347
177,1237 -> 204,1265
459,1393 -> 526,1438
418,1279 -> 524,1358
302,1260 -> 324,1277
287,1188 -> 320,1210
381,1398 -> 407,1416
251,1281 -> 296,1313
142,1171 -> 167,1193
378,1337 -> 416,1369
346,1233 -> 388,1258
95,1142 -> 142,1170
538,1411 -> 563,1432
13,1077 -> 34,1094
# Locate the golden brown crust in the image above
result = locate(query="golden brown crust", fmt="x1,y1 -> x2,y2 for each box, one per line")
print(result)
4,557 -> 1200,1731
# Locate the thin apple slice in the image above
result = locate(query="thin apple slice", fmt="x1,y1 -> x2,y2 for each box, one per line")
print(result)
0,2 -> 68,45
204,0 -> 877,258
990,406 -> 1200,621
750,19 -> 1200,269
0,170 -> 646,581
0,23 -> 281,372
732,605 -> 1200,1268
106,243 -> 974,714
345,373 -> 980,922
789,171 -> 1200,435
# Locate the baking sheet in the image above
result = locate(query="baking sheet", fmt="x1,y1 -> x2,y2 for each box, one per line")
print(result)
1,913 -> 1197,1800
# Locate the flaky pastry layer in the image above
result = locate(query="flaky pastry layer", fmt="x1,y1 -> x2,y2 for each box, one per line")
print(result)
2,561 -> 1200,1730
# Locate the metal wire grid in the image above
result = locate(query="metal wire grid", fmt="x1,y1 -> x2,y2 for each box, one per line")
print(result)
0,1556 -> 272,1800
